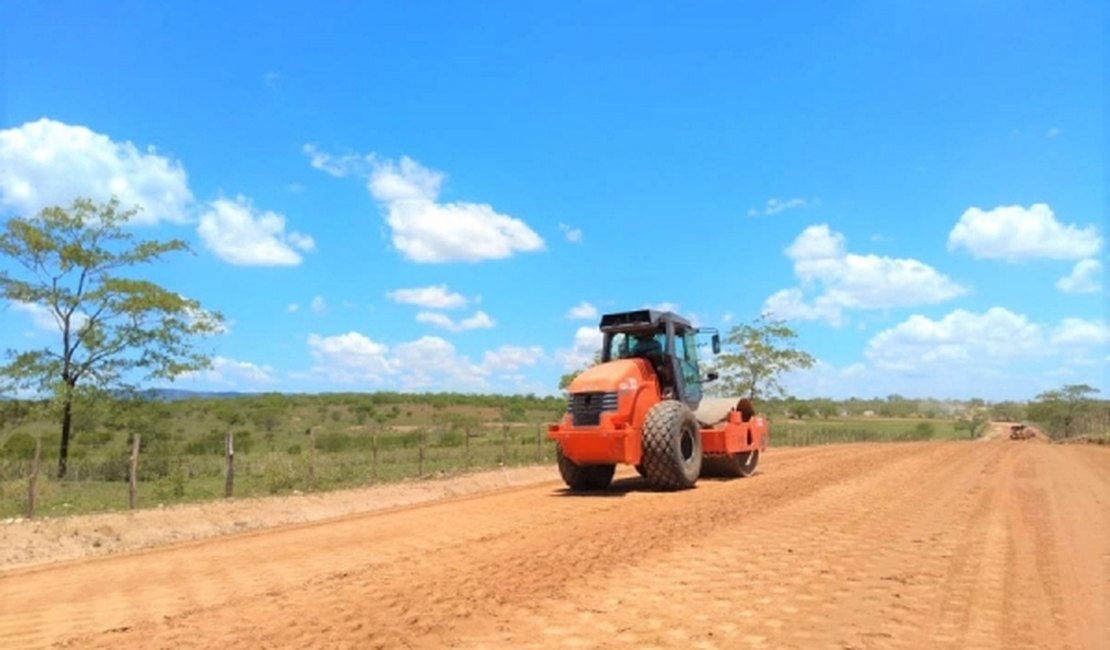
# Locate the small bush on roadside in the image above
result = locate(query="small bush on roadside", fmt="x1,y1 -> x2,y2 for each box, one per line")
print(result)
1,433 -> 37,460
314,431 -> 352,452
154,464 -> 187,499
185,429 -> 254,455
434,430 -> 464,448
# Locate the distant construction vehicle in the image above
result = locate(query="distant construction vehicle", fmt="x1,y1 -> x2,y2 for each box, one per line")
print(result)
548,309 -> 768,491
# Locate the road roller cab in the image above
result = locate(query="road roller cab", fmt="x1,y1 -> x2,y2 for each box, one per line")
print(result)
548,309 -> 769,491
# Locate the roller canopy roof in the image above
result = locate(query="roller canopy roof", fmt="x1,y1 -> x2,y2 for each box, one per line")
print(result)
598,310 -> 694,333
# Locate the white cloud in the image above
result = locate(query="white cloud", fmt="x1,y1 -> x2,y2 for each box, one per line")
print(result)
306,331 -> 490,390
1046,127 -> 1061,138
368,156 -> 545,263
648,302 -> 680,314
787,224 -> 845,259
559,223 -> 583,243
287,231 -> 316,251
763,224 -> 966,324
8,300 -> 92,334
390,337 -> 488,390
865,307 -> 1043,371
747,197 -> 815,217
555,326 -> 604,370
566,301 -> 599,320
1055,259 -> 1103,294
183,302 -> 227,335
1050,318 -> 1110,347
9,301 -> 59,332
287,303 -> 300,313
302,144 -> 372,178
415,310 -> 495,332
0,119 -> 193,223
387,285 -> 468,309
197,196 -> 315,266
947,203 -> 1101,261
310,295 -> 326,314
307,331 -> 395,383
304,147 -> 545,263
763,288 -> 841,324
481,345 -> 544,372
196,356 -> 276,386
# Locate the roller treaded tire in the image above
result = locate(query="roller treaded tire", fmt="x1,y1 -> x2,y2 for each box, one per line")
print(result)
702,450 -> 759,478
641,400 -> 702,490
556,444 -> 615,491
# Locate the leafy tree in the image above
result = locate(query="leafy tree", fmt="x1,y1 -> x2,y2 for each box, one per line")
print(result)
714,316 -> 815,400
0,198 -> 224,477
812,398 -> 839,419
954,411 -> 989,439
879,394 -> 916,418
1029,383 -> 1100,438
558,352 -> 601,392
989,400 -> 1025,422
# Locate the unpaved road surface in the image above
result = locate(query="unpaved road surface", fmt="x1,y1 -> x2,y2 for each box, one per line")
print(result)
2,441 -> 1108,649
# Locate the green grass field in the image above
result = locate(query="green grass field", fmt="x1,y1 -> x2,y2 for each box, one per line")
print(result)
0,394 -> 973,519
773,416 -> 971,446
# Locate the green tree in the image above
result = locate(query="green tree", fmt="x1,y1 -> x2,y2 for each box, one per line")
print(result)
1029,383 -> 1100,438
954,411 -> 988,439
714,316 -> 815,400
812,398 -> 839,419
558,352 -> 601,392
0,198 -> 224,477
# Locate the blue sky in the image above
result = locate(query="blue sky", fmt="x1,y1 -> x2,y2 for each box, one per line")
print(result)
1,1 -> 1105,401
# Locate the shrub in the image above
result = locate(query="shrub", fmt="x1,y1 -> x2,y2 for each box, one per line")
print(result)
501,404 -> 527,422
185,429 -> 254,455
435,430 -> 464,448
314,431 -> 352,452
1,432 -> 37,460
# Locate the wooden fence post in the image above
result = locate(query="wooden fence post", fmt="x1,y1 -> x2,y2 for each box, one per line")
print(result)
26,434 -> 42,519
128,432 -> 140,508
129,433 -> 141,510
224,430 -> 235,499
501,424 -> 509,464
535,423 -> 542,462
418,430 -> 426,476
464,426 -> 470,469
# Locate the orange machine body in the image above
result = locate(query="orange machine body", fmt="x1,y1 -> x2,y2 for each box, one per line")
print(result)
548,359 -> 769,466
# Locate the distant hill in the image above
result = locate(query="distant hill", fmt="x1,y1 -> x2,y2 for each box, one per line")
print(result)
139,388 -> 256,401
0,389 -> 256,402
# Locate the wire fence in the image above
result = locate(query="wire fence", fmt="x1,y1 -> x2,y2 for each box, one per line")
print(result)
1,423 -> 559,519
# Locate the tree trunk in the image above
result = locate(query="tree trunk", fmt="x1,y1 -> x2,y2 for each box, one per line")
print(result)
58,394 -> 73,479
129,433 -> 141,510
26,434 -> 42,519
224,430 -> 235,499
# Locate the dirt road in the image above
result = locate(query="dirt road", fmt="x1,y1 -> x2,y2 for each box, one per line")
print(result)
2,441 -> 1108,649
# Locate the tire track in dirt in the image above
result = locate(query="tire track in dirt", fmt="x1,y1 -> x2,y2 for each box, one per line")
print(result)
1,442 -> 1107,649
0,444 -> 900,648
